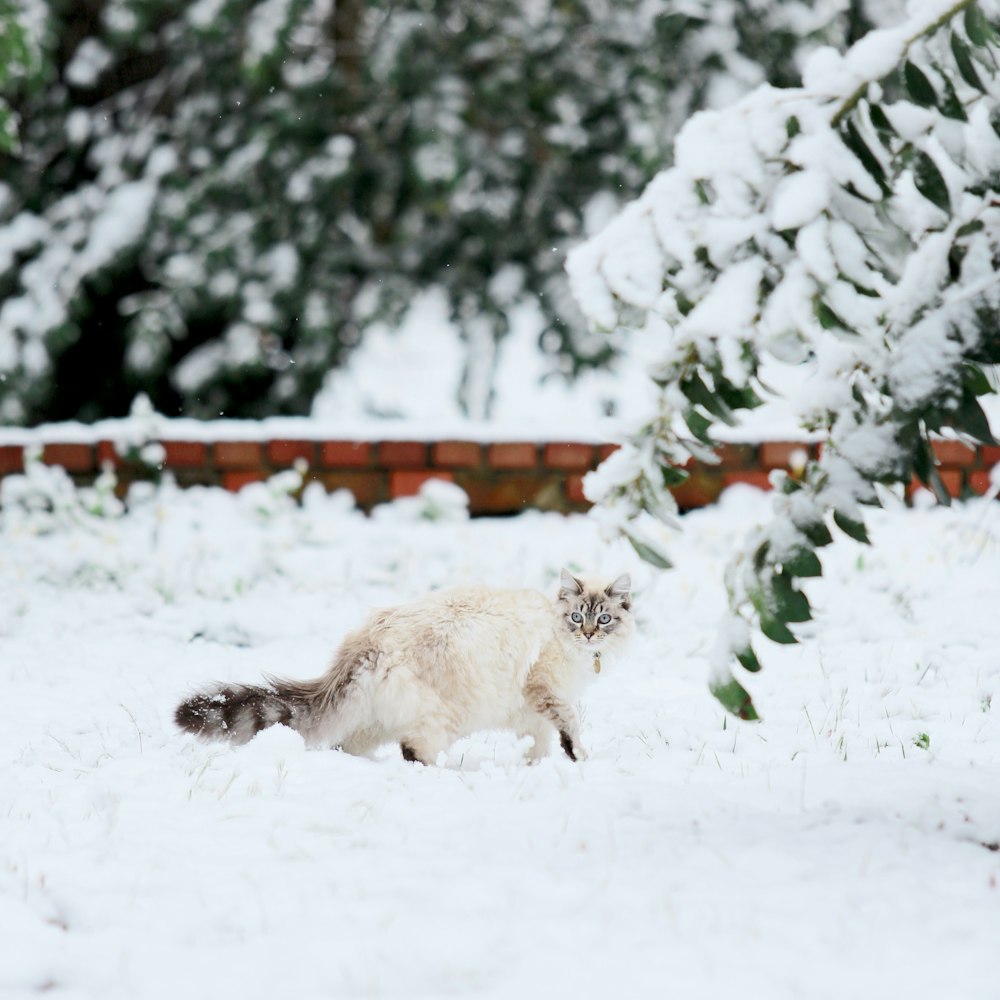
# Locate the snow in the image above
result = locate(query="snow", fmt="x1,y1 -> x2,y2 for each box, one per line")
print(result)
1,477 -> 998,998
79,180 -> 157,273
64,38 -> 113,88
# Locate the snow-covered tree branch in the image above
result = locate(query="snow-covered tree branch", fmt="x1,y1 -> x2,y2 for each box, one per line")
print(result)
568,0 -> 1000,718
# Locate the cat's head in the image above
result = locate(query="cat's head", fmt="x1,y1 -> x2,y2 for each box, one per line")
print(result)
557,569 -> 633,650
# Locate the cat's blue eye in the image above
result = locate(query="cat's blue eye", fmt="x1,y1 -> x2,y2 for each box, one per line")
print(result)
571,612 -> 584,623
597,613 -> 612,625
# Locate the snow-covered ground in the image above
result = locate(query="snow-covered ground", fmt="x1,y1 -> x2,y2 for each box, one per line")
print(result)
2,476 -> 999,999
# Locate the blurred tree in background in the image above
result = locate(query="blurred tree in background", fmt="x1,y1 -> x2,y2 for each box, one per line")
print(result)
0,0 -> 899,424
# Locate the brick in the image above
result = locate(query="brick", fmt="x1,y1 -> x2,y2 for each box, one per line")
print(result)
163,441 -> 207,468
268,439 -> 315,467
222,470 -> 266,492
565,474 -> 589,505
722,470 -> 772,491
378,441 -> 428,467
432,441 -> 482,468
310,471 -> 386,508
716,443 -> 756,467
488,443 -> 538,469
940,469 -> 962,496
97,440 -> 121,467
389,470 -> 456,498
597,443 -> 620,462
543,443 -> 596,470
968,470 -> 995,495
459,475 -> 563,514
932,440 -> 976,467
980,445 -> 1000,467
672,467 -> 724,509
0,445 -> 24,474
760,441 -> 810,469
321,441 -> 372,468
215,441 -> 263,469
43,443 -> 95,472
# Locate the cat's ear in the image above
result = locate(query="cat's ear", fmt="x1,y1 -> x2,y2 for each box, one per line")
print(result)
559,568 -> 584,599
605,574 -> 632,604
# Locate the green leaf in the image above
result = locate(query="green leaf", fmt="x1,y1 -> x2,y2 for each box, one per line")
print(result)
815,297 -> 848,331
625,531 -> 673,570
799,518 -> 833,548
938,72 -> 968,121
913,151 -> 951,213
760,613 -> 798,645
684,407 -> 715,444
957,219 -> 985,238
963,361 -> 994,397
715,381 -> 763,412
833,510 -> 871,544
952,395 -> 997,444
735,644 -> 762,674
786,116 -> 801,139
710,676 -> 759,721
965,4 -> 992,46
951,32 -> 986,91
681,372 -> 737,426
661,464 -> 690,487
783,547 -> 822,578
772,571 -> 812,623
841,119 -> 889,195
904,61 -> 938,106
868,103 -> 897,147
912,436 -> 932,483
748,583 -> 799,643
752,541 -> 771,574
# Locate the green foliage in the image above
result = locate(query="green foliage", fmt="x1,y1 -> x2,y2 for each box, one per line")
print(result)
572,0 -> 1000,717
0,0 -> 42,151
0,0 -> 895,424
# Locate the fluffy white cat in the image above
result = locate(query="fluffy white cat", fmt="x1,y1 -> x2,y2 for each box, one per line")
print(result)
176,569 -> 633,764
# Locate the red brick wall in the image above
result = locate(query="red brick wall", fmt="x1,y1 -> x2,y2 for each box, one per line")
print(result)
0,438 -> 996,515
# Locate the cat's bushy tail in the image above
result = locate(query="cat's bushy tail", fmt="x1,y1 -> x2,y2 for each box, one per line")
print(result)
175,640 -> 362,746
174,679 -> 311,745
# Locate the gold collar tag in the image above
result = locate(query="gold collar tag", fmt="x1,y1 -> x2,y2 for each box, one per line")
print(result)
593,651 -> 601,675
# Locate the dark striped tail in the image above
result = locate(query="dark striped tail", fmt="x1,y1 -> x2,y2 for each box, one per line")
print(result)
175,683 -> 302,745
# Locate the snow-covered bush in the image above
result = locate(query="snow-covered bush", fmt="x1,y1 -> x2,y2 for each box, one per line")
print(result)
373,478 -> 471,523
2,0 -> 899,423
568,0 -> 1000,718
0,446 -> 123,533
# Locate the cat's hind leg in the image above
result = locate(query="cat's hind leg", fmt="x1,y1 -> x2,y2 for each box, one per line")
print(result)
398,724 -> 455,766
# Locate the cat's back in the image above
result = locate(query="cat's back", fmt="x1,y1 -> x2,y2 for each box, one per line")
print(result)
363,583 -> 556,682
372,583 -> 553,631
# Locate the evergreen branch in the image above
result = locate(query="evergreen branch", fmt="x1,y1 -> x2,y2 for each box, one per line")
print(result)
830,0 -> 976,127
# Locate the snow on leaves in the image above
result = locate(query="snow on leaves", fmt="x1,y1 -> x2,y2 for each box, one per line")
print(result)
568,0 -> 1000,718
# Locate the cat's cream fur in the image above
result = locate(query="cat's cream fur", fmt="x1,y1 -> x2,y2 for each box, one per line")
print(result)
176,569 -> 632,764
